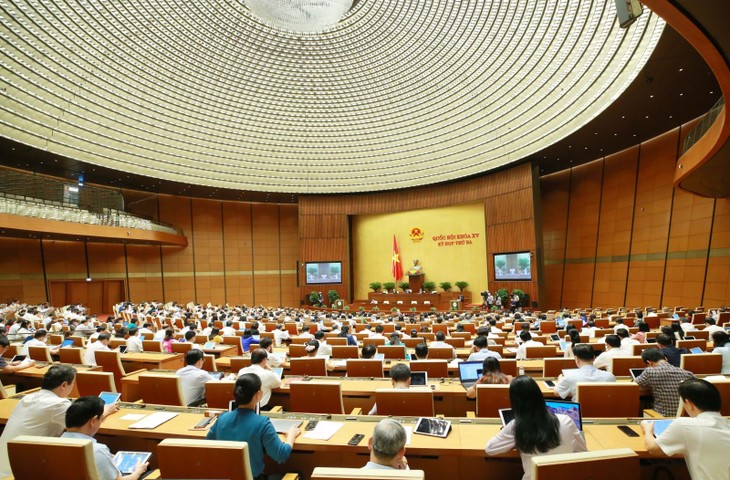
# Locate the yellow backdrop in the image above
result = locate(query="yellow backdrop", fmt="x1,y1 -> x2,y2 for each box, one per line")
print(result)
352,202 -> 488,300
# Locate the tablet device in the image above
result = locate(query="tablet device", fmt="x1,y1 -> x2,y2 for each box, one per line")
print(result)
209,372 -> 225,380
561,368 -> 578,376
549,334 -> 560,342
559,341 -> 568,351
629,368 -> 645,380
203,341 -> 216,350
118,345 -> 128,354
498,408 -> 514,426
61,339 -> 75,348
98,391 -> 121,405
414,417 -> 451,438
410,371 -> 427,386
646,338 -> 657,344
10,355 -> 26,363
689,347 -> 703,354
545,400 -> 583,431
113,451 -> 151,474
684,336 -> 695,340
373,353 -> 385,361
651,419 -> 673,437
271,367 -> 284,379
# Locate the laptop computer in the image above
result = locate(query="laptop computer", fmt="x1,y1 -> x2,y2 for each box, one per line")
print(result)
410,371 -> 427,386
118,345 -> 128,354
458,361 -> 483,388
60,339 -> 75,348
629,368 -> 645,380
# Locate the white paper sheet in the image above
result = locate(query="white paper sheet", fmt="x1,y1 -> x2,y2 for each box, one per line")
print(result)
119,414 -> 146,421
302,420 -> 343,440
404,425 -> 412,445
128,412 -> 178,429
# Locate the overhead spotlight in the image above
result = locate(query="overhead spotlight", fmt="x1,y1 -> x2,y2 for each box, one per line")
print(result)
244,0 -> 353,33
615,0 -> 643,28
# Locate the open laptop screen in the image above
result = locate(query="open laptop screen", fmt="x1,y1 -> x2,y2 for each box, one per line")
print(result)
545,400 -> 583,431
458,361 -> 483,382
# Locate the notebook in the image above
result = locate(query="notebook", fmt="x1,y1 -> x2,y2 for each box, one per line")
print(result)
410,371 -> 427,386
113,451 -> 151,474
458,361 -> 483,388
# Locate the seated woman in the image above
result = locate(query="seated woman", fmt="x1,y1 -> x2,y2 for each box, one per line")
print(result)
563,327 -> 581,359
485,376 -> 586,480
466,357 -> 513,399
338,325 -> 357,346
304,339 -> 335,372
161,328 -> 174,353
206,373 -> 300,478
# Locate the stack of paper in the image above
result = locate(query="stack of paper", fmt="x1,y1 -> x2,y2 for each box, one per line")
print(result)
128,412 -> 178,429
302,421 -> 343,441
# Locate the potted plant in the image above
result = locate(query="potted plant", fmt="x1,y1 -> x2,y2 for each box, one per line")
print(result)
409,307 -> 416,312
309,291 -> 320,306
391,307 -> 399,313
423,281 -> 436,292
512,289 -> 526,306
343,305 -> 350,311
439,281 -> 452,292
369,282 -> 382,292
328,290 -> 339,306
496,288 -> 509,308
455,281 -> 469,292
430,306 -> 437,312
372,306 -> 380,312
398,281 -> 409,292
383,282 -> 396,293
358,306 -> 365,312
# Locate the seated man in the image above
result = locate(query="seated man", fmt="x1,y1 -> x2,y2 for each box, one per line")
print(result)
84,333 -> 112,366
368,364 -> 411,415
554,344 -> 616,400
616,328 -> 639,356
515,331 -> 543,360
0,365 -> 117,477
655,332 -> 687,368
413,343 -> 429,360
592,335 -> 625,372
237,348 -> 282,409
176,349 -> 215,406
0,336 -> 35,372
429,331 -> 452,350
634,348 -> 694,417
61,396 -> 148,480
125,327 -> 144,354
258,337 -> 286,368
711,331 -> 730,374
363,418 -> 409,470
467,335 -> 501,362
313,331 -> 332,357
24,329 -> 60,355
641,378 -> 730,480
361,344 -> 377,359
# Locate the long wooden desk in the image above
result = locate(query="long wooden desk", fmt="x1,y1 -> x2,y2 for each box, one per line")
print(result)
0,363 -> 101,396
120,352 -> 184,371
0,399 -> 690,480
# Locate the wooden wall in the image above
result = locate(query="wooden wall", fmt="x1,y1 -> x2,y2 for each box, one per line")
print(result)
299,163 -> 541,305
540,124 -> 730,310
0,197 -> 299,311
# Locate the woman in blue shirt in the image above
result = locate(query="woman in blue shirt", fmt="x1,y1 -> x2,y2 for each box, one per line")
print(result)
338,325 -> 357,346
206,374 -> 300,478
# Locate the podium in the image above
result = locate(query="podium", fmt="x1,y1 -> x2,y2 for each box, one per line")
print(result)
408,273 -> 424,292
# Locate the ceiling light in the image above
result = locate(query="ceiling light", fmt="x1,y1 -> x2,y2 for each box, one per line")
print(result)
244,0 -> 353,33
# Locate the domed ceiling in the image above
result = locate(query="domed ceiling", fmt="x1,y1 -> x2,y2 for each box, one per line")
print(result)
1,1 -> 664,193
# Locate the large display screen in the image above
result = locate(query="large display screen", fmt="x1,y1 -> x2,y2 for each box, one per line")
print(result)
305,262 -> 342,285
493,252 -> 531,281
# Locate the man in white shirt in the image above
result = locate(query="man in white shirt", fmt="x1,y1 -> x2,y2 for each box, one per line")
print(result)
237,348 -> 282,408
369,325 -> 387,340
221,320 -> 237,337
641,378 -> 730,480
272,324 -> 291,347
429,331 -> 455,359
84,333 -> 112,366
24,329 -> 59,355
314,331 -> 332,357
126,327 -> 144,354
467,335 -> 502,362
592,335 -> 625,372
258,338 -> 286,368
679,317 -> 696,333
0,365 -> 117,477
362,419 -> 409,470
554,344 -> 616,400
299,325 -> 314,340
515,331 -> 543,360
613,318 -> 630,334
617,328 -> 639,356
176,349 -> 215,406
138,322 -> 154,337
703,318 -> 724,337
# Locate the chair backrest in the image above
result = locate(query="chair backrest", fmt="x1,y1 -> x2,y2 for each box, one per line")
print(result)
377,345 -> 407,359
677,339 -> 707,351
75,371 -> 116,396
138,373 -> 185,406
95,350 -> 127,391
230,356 -> 252,372
205,380 -> 236,409
542,358 -> 577,378
632,343 -> 656,356
28,346 -> 53,363
363,338 -> 387,347
451,332 -> 472,340
374,388 -> 434,417
157,438 -> 253,480
312,467 -> 425,479
610,356 -> 645,377
679,353 -> 722,374
288,344 -> 308,358
495,359 -> 518,377
531,448 -> 639,480
432,324 -> 448,335
110,338 -> 127,349
444,338 -> 465,348
417,333 -> 436,341
142,340 -> 163,352
171,342 -> 194,354
0,378 -> 15,399
59,347 -> 85,365
428,347 -> 454,360
401,337 -> 424,348
223,336 -> 244,355
346,359 -> 385,378
539,321 -> 557,333
475,384 -> 511,418
8,435 -> 99,480
289,381 -> 344,414
576,382 -> 640,417
202,354 -> 217,372
328,337 -> 348,346
332,345 -> 359,359
525,345 -> 557,359
290,357 -> 328,376
409,360 -> 448,378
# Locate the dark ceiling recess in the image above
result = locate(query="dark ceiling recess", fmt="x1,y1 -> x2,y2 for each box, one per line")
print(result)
0,23 -> 721,199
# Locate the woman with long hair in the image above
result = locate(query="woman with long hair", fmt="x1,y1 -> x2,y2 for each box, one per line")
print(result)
338,325 -> 357,346
486,376 -> 586,479
466,357 -> 513,399
563,327 -> 581,359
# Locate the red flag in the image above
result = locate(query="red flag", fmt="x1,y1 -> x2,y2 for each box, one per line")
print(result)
391,235 -> 403,280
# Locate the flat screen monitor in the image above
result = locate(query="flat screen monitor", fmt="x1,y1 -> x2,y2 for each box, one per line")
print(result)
305,262 -> 342,285
493,252 -> 532,281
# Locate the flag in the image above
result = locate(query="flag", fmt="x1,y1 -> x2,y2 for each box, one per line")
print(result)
391,235 -> 403,280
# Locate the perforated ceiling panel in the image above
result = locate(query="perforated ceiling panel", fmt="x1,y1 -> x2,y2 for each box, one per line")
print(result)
0,1 -> 663,193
